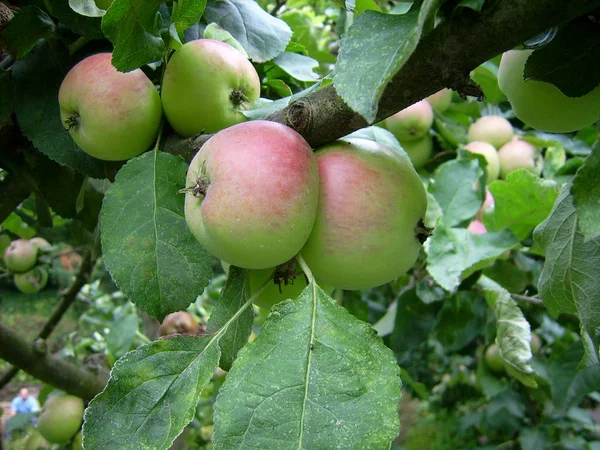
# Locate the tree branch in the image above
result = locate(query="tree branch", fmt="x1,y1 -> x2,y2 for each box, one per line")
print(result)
510,293 -> 543,305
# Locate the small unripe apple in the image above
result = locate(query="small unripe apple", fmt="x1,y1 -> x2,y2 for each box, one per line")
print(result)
94,0 -> 113,9
499,50 -> 600,133
426,88 -> 452,113
59,53 -> 162,161
162,39 -> 260,137
401,134 -> 433,169
498,138 -> 543,179
37,393 -> 84,444
467,220 -> 487,234
159,311 -> 200,336
468,116 -> 514,149
385,100 -> 434,141
29,237 -> 51,251
184,121 -> 319,269
463,141 -> 500,183
14,267 -> 49,294
3,239 -> 38,273
484,343 -> 504,373
301,138 -> 428,290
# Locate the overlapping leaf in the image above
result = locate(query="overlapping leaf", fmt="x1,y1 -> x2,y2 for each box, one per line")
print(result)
571,143 -> 600,241
1,6 -> 56,59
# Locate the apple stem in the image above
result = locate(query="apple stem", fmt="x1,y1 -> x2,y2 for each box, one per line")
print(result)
415,219 -> 432,244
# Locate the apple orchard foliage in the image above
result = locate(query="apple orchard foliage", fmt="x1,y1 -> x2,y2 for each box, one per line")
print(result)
1,0 -> 600,449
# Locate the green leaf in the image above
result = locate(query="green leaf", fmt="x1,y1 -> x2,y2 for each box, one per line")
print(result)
571,143 -> 600,241
0,69 -> 14,123
172,0 -> 207,35
101,151 -> 213,320
83,336 -> 220,450
101,0 -> 167,72
533,186 -> 600,343
478,276 -> 538,388
519,428 -> 550,450
429,158 -> 482,227
454,0 -> 484,13
106,313 -> 139,359
563,364 -> 600,410
53,0 -> 104,38
203,0 -> 292,62
425,225 -> 519,292
12,41 -> 115,178
1,6 -> 56,59
272,51 -> 319,82
435,292 -> 486,352
470,62 -> 506,105
203,22 -> 248,57
69,0 -> 106,17
334,1 -> 437,123
207,266 -> 252,371
344,126 -> 410,161
213,284 -> 401,449
484,170 -> 560,240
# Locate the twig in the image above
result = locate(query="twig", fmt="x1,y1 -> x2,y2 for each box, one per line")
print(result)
269,0 -> 286,16
510,293 -> 543,305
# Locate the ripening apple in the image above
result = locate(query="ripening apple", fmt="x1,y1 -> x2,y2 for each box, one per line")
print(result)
161,39 -> 261,137
498,138 -> 543,178
301,138 -> 428,290
59,53 -> 162,161
14,266 -> 48,294
426,88 -> 452,113
401,134 -> 433,169
3,239 -> 37,273
463,141 -> 500,182
159,311 -> 200,336
37,393 -> 84,444
484,343 -> 504,373
385,100 -> 434,141
499,50 -> 600,133
467,116 -> 513,149
184,120 -> 319,269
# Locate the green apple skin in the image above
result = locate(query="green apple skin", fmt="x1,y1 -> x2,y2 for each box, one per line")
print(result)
37,393 -> 84,444
94,0 -> 113,9
72,431 -> 83,450
531,333 -> 542,354
385,100 -> 434,141
484,343 -> 504,373
426,89 -> 452,113
498,139 -> 543,179
14,267 -> 49,294
401,134 -> 433,169
29,237 -> 51,251
467,116 -> 514,149
185,121 -> 319,269
499,50 -> 600,133
464,141 -> 500,183
59,53 -> 162,161
24,430 -> 49,450
249,268 -> 308,310
301,138 -> 427,290
3,239 -> 38,273
161,39 -> 260,137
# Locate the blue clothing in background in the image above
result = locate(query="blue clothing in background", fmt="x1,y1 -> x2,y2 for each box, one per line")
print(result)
10,395 -> 40,414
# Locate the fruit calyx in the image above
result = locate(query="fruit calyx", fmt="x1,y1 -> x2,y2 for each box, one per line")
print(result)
273,258 -> 304,294
64,113 -> 80,132
229,89 -> 248,107
415,219 -> 432,244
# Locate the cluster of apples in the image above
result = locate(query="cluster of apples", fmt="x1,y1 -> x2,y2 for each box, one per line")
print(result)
58,39 -> 260,161
36,392 -> 85,447
2,237 -> 51,294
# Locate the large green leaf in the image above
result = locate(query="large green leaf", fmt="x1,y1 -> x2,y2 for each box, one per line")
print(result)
101,151 -> 212,320
484,170 -> 560,240
571,143 -> 600,241
172,0 -> 208,35
83,336 -> 220,450
69,0 -> 106,17
334,0 -> 438,123
213,283 -> 401,449
55,0 -> 104,38
1,6 -> 56,59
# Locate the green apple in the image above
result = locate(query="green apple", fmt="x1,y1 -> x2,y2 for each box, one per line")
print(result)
94,0 -> 113,10
59,53 -> 162,161
385,100 -> 434,141
161,39 -> 261,137
498,138 -> 543,178
72,431 -> 83,450
531,333 -> 541,354
24,430 -> 48,450
467,116 -> 513,149
463,141 -> 500,182
499,50 -> 600,133
401,134 -> 433,169
249,266 -> 308,311
426,88 -> 452,113
484,343 -> 504,373
301,138 -> 428,290
14,266 -> 48,294
3,239 -> 38,273
184,120 -> 319,269
37,393 -> 84,444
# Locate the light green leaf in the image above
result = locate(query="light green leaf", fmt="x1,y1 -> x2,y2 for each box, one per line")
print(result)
1,6 -> 56,59
83,336 -> 220,450
470,62 -> 506,105
69,0 -> 106,17
519,428 -> 550,450
172,0 -> 208,35
101,151 -> 213,320
203,22 -> 248,57
213,283 -> 401,449
106,313 -> 139,360
273,51 -> 320,82
344,126 -> 410,161
334,0 -> 438,122
571,143 -> 600,241
484,170 -> 560,239
424,225 -> 519,292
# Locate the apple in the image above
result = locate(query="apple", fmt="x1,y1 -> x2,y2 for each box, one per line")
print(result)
300,138 -> 428,290
467,116 -> 513,149
184,120 -> 319,269
59,53 -> 162,161
463,141 -> 500,183
401,134 -> 433,169
94,0 -> 113,10
24,430 -> 48,450
161,39 -> 261,137
14,267 -> 48,294
385,100 -> 434,141
498,138 -> 543,178
3,239 -> 38,273
467,220 -> 486,234
249,259 -> 308,310
531,333 -> 541,354
498,50 -> 600,133
484,343 -> 504,373
29,237 -> 51,251
159,311 -> 200,336
426,88 -> 452,113
476,188 -> 494,221
37,393 -> 84,444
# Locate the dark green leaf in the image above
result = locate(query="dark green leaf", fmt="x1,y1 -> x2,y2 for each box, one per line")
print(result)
571,143 -> 600,241
454,0 -> 484,13
0,69 -> 14,122
1,6 -> 56,59
54,0 -> 104,37
435,292 -> 486,352
172,0 -> 207,35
